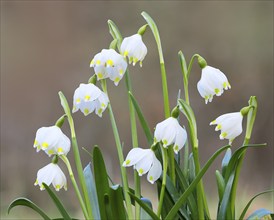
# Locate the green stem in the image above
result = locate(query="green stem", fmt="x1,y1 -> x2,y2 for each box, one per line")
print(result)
157,147 -> 168,217
125,71 -> 141,219
101,80 -> 134,219
141,11 -> 175,186
230,96 -> 257,218
193,146 -> 205,220
60,155 -> 89,220
58,92 -> 94,220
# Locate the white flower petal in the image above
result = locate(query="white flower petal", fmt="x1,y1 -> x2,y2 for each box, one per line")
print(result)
173,126 -> 187,154
135,152 -> 154,176
123,148 -> 149,167
147,154 -> 162,184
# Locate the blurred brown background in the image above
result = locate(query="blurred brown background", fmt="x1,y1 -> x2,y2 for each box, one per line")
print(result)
1,1 -> 273,219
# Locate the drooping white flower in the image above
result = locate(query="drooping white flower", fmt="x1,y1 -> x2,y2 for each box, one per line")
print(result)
210,112 -> 243,144
90,49 -> 128,86
154,117 -> 187,154
34,163 -> 67,191
197,66 -> 231,104
72,83 -> 109,117
120,34 -> 147,67
34,126 -> 70,156
123,148 -> 162,184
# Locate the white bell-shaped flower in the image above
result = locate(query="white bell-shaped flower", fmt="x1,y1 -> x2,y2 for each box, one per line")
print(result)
34,163 -> 67,191
210,112 -> 243,144
123,148 -> 162,184
90,49 -> 128,86
120,34 -> 147,67
34,126 -> 70,156
154,117 -> 187,154
197,66 -> 231,104
72,83 -> 109,117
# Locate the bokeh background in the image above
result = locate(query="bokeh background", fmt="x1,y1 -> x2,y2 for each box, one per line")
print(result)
1,1 -> 273,219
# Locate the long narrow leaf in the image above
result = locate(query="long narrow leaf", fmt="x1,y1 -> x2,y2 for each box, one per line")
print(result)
93,146 -> 110,220
175,162 -> 198,219
83,163 -> 101,219
239,190 -> 274,220
128,192 -> 160,220
42,183 -> 72,220
224,143 -> 266,182
109,185 -> 127,219
165,145 -> 230,219
8,197 -> 51,220
217,172 -> 235,220
129,92 -> 153,145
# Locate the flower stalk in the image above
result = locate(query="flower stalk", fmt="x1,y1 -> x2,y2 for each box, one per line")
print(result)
100,80 -> 134,219
141,11 -> 175,185
58,92 -> 94,220
60,155 -> 89,220
230,96 -> 257,218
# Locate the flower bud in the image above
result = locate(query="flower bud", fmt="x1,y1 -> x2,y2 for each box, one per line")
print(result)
137,24 -> 148,36
198,55 -> 207,69
171,106 -> 180,118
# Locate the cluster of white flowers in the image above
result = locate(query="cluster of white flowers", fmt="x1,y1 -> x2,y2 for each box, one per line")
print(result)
33,126 -> 70,191
90,34 -> 147,86
32,31 -> 245,189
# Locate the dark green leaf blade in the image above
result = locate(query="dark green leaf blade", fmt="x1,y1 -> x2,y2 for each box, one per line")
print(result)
8,197 -> 51,220
165,145 -> 230,220
93,146 -> 110,220
129,92 -> 153,145
109,185 -> 127,220
42,183 -> 72,220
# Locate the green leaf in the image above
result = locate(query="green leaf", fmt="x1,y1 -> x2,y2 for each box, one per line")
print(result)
178,99 -> 198,147
175,161 -> 198,220
107,20 -> 122,49
165,175 -> 190,220
129,92 -> 153,145
188,153 -> 196,184
93,146 -> 110,220
109,185 -> 127,219
8,197 -> 51,220
224,143 -> 266,182
42,183 -> 72,220
217,172 -> 235,220
247,208 -> 272,220
178,51 -> 188,81
165,145 -> 230,220
128,192 -> 160,220
215,170 -> 225,201
58,91 -> 71,118
239,190 -> 274,220
83,163 -> 101,220
140,198 -> 153,220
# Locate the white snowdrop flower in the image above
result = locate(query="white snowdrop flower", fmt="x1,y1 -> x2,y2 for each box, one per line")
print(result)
210,112 -> 243,144
90,49 -> 127,86
197,66 -> 231,104
34,126 -> 70,156
120,34 -> 147,67
123,148 -> 162,184
34,163 -> 67,191
154,117 -> 187,154
72,83 -> 109,117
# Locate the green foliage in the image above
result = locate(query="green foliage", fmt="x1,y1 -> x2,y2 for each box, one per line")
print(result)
8,198 -> 51,220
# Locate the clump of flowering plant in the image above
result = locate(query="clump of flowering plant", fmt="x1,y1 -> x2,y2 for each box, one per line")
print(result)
8,11 -> 273,220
